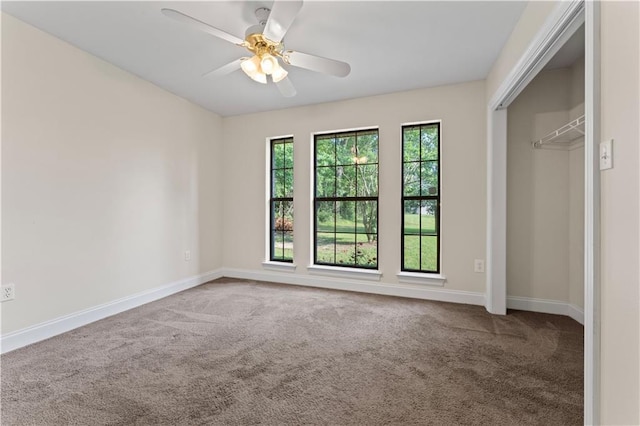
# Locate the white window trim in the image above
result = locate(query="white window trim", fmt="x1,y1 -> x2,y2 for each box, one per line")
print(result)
262,261 -> 297,272
314,125 -> 380,137
396,271 -> 446,287
307,265 -> 382,282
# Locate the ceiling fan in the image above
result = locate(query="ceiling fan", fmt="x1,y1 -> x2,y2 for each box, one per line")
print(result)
161,1 -> 351,98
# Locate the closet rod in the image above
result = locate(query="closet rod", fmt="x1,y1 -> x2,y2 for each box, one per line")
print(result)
532,114 -> 585,148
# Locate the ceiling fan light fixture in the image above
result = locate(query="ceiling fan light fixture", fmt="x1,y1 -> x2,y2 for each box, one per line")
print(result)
260,53 -> 278,75
241,55 -> 267,84
240,56 -> 257,73
271,63 -> 288,83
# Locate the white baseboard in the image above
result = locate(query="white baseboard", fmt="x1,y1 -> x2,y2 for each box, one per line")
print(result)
0,269 -> 224,354
220,267 -> 486,306
507,296 -> 584,325
566,303 -> 585,325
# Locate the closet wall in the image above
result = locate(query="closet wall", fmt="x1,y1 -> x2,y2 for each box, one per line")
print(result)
506,55 -> 585,313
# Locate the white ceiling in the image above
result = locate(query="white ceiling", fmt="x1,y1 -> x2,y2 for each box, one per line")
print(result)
2,1 -> 528,117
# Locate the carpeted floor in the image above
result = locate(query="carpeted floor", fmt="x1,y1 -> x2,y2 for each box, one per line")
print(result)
1,278 -> 583,425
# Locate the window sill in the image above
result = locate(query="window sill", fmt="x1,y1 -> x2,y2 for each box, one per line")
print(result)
396,271 -> 446,287
262,261 -> 297,272
307,265 -> 382,282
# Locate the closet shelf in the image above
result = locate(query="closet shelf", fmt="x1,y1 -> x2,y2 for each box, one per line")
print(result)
532,114 -> 585,149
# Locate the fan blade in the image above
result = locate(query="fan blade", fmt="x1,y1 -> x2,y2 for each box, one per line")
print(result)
284,50 -> 351,77
275,76 -> 297,98
202,58 -> 246,78
161,8 -> 245,46
263,0 -> 303,43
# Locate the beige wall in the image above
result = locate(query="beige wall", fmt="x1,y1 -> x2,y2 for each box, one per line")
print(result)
222,81 -> 487,293
507,68 -> 572,303
600,1 -> 640,423
1,13 -> 224,334
570,55 -> 585,107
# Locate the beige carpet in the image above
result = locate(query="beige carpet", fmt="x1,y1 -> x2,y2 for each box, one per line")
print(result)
1,278 -> 583,425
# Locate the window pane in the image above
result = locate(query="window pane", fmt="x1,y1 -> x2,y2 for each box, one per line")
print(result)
272,231 -> 284,260
420,200 -> 437,235
421,125 -> 438,160
421,236 -> 438,271
272,231 -> 293,261
404,235 -> 420,270
316,232 -> 335,264
336,165 -> 356,197
403,200 -> 420,235
337,201 -> 355,232
357,164 -> 378,197
336,134 -> 356,165
403,127 -> 420,162
420,161 -> 438,196
284,141 -> 293,169
273,142 -> 285,169
316,167 -> 336,197
316,201 -> 335,233
272,199 -> 293,261
356,236 -> 377,268
274,170 -> 285,197
279,200 -> 294,229
273,201 -> 293,231
357,132 -> 379,164
316,137 -> 335,167
403,162 -> 420,197
284,169 -> 294,197
336,239 -> 356,266
356,201 -> 377,237
272,200 -> 284,225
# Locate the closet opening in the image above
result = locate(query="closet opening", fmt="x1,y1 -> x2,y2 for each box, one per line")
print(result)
506,24 -> 586,325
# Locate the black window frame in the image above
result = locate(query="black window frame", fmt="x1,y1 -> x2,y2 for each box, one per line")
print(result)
269,136 -> 294,263
401,122 -> 441,273
313,129 -> 379,269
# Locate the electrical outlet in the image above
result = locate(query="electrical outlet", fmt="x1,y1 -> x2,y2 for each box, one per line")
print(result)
184,250 -> 191,261
474,259 -> 485,273
1,284 -> 15,302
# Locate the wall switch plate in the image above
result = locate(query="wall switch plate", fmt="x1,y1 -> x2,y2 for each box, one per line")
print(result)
1,284 -> 15,302
600,139 -> 613,170
474,259 -> 485,273
184,250 -> 191,261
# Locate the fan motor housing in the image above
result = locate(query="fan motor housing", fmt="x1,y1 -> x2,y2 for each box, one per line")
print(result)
244,33 -> 282,56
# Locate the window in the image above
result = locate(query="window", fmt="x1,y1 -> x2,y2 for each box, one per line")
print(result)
402,122 -> 440,273
314,129 -> 378,269
269,137 -> 294,262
